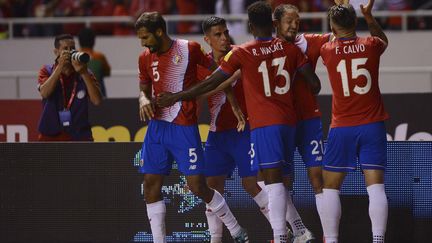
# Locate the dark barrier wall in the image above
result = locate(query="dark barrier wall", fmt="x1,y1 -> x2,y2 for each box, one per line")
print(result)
0,142 -> 431,243
1,94 -> 432,142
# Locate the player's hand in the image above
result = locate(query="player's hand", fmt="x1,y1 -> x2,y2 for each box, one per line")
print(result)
232,106 -> 246,132
334,0 -> 350,5
139,91 -> 155,122
156,92 -> 178,108
360,0 -> 374,17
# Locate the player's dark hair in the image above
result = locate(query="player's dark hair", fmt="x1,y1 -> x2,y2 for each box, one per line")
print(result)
135,12 -> 167,33
202,16 -> 227,34
328,4 -> 357,29
247,1 -> 273,29
78,28 -> 95,49
54,34 -> 74,48
274,4 -> 299,22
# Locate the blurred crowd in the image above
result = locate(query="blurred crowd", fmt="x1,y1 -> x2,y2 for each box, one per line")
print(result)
1,0 -> 431,38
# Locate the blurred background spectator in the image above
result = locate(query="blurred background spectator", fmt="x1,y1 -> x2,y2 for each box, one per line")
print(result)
0,0 -> 430,38
78,27 -> 111,97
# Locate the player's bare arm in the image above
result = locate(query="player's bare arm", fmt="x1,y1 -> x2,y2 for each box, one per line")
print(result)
139,83 -> 155,121
299,64 -> 321,94
361,0 -> 389,45
198,69 -> 241,99
224,84 -> 246,132
157,69 -> 229,107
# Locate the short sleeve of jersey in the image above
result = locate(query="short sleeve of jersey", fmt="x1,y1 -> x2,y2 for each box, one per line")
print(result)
189,41 -> 214,69
38,65 -> 50,85
320,44 -> 329,66
138,51 -> 151,85
219,48 -> 241,76
368,36 -> 387,55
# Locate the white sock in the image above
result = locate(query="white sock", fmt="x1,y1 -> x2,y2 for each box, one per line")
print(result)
322,189 -> 341,243
146,200 -> 167,243
253,187 -> 271,221
367,184 -> 388,243
315,193 -> 325,227
257,180 -> 266,190
266,183 -> 288,239
205,205 -> 223,243
285,189 -> 306,236
207,189 -> 242,237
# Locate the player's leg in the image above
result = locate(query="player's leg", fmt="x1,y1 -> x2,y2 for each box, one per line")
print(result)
251,125 -> 296,243
143,174 -> 166,243
359,122 -> 388,243
321,126 -> 358,243
205,175 -> 226,243
168,123 -> 247,241
296,117 -> 325,222
204,130 -> 235,194
204,130 -> 237,243
139,120 -> 173,243
281,126 -> 313,243
231,127 -> 271,222
364,170 -> 387,243
186,174 -> 248,242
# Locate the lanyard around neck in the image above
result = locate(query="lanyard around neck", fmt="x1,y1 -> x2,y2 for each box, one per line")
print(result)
60,75 -> 78,110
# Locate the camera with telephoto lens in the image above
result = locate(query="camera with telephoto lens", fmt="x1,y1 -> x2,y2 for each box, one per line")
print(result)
70,50 -> 90,63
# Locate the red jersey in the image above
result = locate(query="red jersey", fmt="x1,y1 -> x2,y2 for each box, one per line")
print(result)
219,37 -> 308,129
293,33 -> 331,120
197,52 -> 247,132
139,39 -> 213,125
320,36 -> 389,128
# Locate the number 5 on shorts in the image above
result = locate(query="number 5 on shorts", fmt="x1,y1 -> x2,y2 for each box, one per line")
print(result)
189,148 -> 197,163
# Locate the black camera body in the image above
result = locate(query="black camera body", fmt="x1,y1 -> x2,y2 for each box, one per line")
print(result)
70,50 -> 90,63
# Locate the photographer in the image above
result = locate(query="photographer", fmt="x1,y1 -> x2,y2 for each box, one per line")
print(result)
37,34 -> 102,141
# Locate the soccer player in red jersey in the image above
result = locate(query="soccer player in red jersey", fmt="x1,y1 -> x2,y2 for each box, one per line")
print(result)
273,4 -> 332,242
198,16 -> 272,243
135,12 -> 249,243
319,0 -> 389,242
157,2 -> 321,242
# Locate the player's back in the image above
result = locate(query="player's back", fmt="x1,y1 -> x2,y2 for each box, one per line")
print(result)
320,36 -> 389,128
220,37 -> 308,129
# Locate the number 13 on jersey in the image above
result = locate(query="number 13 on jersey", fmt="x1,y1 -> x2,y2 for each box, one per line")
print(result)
258,56 -> 291,97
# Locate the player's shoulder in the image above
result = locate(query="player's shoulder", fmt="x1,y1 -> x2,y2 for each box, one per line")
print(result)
304,33 -> 331,40
359,36 -> 385,46
186,39 -> 202,49
321,38 -> 337,50
139,48 -> 151,58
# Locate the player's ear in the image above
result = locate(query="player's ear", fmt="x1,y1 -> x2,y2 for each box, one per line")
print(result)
54,48 -> 59,57
248,22 -> 254,34
156,28 -> 163,37
204,35 -> 210,45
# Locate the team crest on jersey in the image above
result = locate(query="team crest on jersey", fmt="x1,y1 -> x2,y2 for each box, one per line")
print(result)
172,54 -> 181,64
